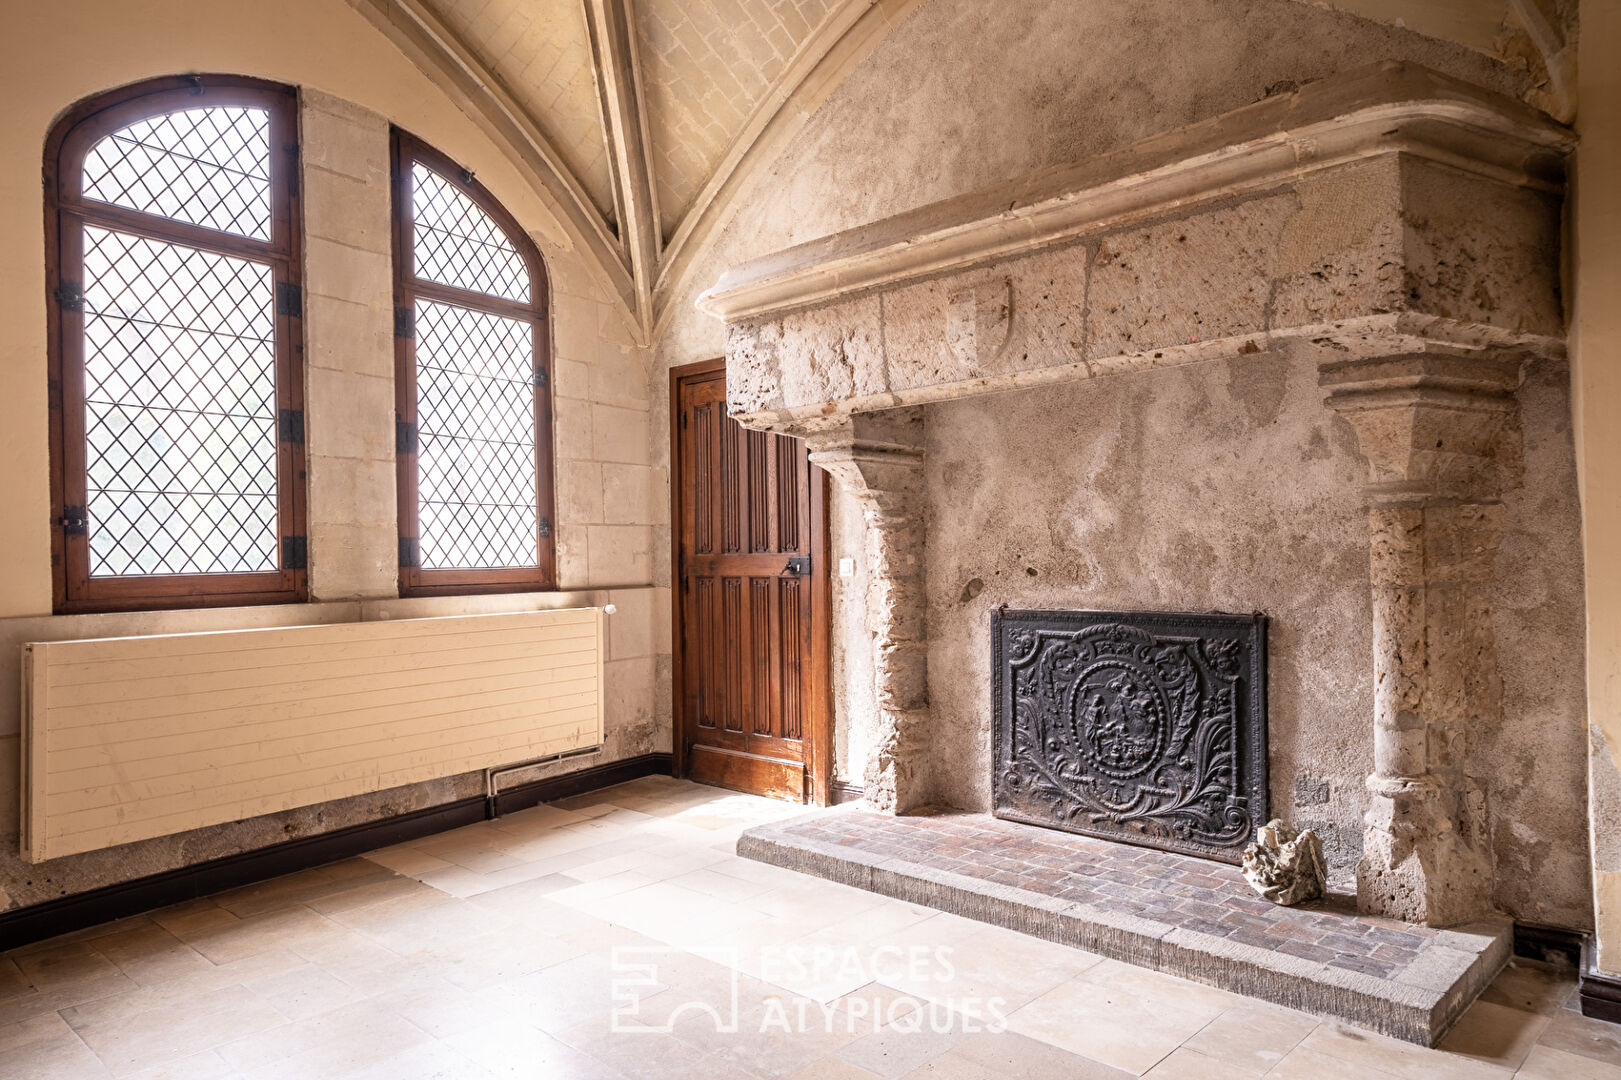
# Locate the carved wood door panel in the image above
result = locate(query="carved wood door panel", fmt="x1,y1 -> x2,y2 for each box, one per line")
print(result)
673,363 -> 829,803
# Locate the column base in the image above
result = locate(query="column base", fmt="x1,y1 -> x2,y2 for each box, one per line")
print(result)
1357,777 -> 1493,926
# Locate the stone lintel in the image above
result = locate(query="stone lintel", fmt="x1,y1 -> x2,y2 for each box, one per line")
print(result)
709,59 -> 1566,429
699,62 -> 1571,325
1320,352 -> 1522,506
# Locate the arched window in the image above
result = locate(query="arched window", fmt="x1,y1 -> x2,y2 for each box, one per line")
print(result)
391,130 -> 555,596
45,75 -> 307,613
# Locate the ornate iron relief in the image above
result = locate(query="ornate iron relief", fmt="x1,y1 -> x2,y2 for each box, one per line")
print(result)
992,609 -> 1268,864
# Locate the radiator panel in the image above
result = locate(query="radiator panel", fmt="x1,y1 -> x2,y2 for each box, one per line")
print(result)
21,608 -> 604,861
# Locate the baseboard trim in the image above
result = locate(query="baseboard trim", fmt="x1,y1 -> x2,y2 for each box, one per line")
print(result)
1513,921 -> 1584,968
830,781 -> 865,805
0,752 -> 673,951
1582,940 -> 1621,1025
492,752 -> 674,815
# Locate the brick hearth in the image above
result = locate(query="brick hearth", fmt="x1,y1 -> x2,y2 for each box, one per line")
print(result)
737,809 -> 1511,1045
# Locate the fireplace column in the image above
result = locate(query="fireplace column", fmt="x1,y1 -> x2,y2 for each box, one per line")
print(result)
802,409 -> 928,813
1321,352 -> 1521,926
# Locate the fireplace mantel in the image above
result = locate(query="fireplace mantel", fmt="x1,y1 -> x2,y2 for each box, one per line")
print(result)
700,61 -> 1574,928
698,61 -> 1572,433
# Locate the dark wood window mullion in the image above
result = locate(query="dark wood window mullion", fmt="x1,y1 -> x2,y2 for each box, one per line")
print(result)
45,75 -> 308,614
392,128 -> 555,598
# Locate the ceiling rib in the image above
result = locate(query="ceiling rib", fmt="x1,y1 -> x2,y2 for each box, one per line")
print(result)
651,0 -> 930,335
584,0 -> 662,337
347,0 -> 639,324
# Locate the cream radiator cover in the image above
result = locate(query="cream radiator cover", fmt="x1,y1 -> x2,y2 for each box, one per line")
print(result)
20,608 -> 604,862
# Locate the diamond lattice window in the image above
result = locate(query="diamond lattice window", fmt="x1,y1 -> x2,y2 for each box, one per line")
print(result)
394,132 -> 554,594
47,77 -> 306,613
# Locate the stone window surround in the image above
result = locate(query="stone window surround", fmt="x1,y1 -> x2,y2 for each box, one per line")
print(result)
698,61 -> 1574,927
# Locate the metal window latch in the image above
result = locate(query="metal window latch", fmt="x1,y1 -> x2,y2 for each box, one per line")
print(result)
60,507 -> 88,536
782,556 -> 811,575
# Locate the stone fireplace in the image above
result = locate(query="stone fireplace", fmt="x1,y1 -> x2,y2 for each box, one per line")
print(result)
993,608 -> 1268,863
703,62 -> 1585,935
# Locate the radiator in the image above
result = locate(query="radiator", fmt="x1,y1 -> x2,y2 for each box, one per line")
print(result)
20,608 -> 604,862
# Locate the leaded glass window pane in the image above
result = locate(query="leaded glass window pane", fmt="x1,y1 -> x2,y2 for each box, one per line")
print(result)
81,225 -> 280,576
411,163 -> 530,302
82,107 -> 272,240
415,299 -> 537,569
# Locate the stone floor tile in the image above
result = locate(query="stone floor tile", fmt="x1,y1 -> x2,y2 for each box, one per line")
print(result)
1145,1046 -> 1263,1079
11,938 -> 122,992
439,1014 -> 629,1078
83,923 -> 216,988
1299,1023 -> 1513,1080
0,1013 -> 113,1080
1516,1043 -> 1621,1080
1538,1007 -> 1621,1067
1478,959 -> 1577,1016
1438,999 -> 1550,1071
217,1000 -> 432,1079
909,1029 -> 1133,1078
1006,972 -> 1224,1074
1182,1000 -> 1318,1074
1263,1044 -> 1402,1079
360,845 -> 455,877
834,1017 -> 973,1079
65,981 -> 289,1076
122,1048 -> 243,1080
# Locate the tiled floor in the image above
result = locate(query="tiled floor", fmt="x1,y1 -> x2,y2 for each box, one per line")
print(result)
0,777 -> 1614,1079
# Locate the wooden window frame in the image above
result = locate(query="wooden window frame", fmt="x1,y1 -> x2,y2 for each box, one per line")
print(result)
44,74 -> 308,615
390,129 -> 556,597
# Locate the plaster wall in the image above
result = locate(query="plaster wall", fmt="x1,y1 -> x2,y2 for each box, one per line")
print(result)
0,0 -> 669,915
1573,0 -> 1621,974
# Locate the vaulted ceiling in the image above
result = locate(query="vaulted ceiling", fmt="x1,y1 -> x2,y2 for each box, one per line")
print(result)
350,0 -> 1571,340
352,0 -> 895,338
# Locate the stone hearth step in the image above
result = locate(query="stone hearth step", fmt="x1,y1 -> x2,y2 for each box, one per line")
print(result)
737,809 -> 1509,1046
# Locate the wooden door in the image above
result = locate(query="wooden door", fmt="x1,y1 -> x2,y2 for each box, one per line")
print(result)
672,360 -> 830,803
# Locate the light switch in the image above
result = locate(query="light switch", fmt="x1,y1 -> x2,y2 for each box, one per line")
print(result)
839,557 -> 855,577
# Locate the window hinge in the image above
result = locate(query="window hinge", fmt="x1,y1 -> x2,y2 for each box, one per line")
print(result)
396,419 -> 418,454
538,517 -> 552,539
532,366 -> 548,389
394,306 -> 414,339
275,281 -> 302,318
282,536 -> 307,571
54,282 -> 84,312
278,408 -> 304,444
399,537 -> 420,568
59,506 -> 87,536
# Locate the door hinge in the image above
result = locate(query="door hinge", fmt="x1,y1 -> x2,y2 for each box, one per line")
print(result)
282,535 -> 307,570
538,517 -> 552,539
394,305 -> 414,339
275,281 -> 302,318
278,408 -> 304,444
399,537 -> 420,568
680,410 -> 688,430
59,506 -> 87,536
396,419 -> 418,453
54,282 -> 84,312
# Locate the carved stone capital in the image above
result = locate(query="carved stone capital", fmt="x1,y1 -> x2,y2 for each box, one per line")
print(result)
1320,352 -> 1521,505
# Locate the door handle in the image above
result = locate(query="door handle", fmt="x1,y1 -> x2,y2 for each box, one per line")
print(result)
782,556 -> 811,575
